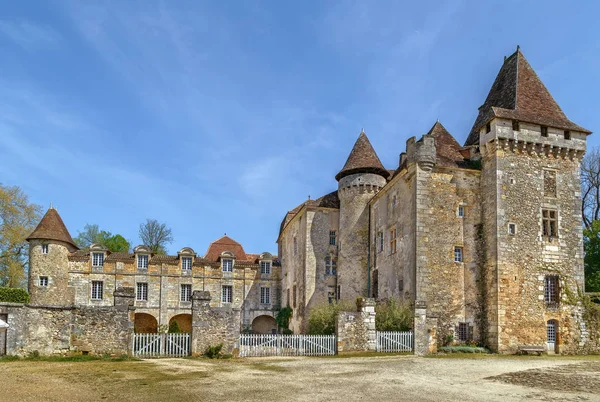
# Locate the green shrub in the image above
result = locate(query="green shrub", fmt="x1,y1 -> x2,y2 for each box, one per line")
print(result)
275,306 -> 293,332
0,287 -> 29,303
375,298 -> 413,332
168,321 -> 181,333
439,346 -> 489,354
307,301 -> 354,335
204,344 -> 223,359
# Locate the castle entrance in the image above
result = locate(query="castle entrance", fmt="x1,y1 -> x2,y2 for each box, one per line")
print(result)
251,315 -> 277,334
134,313 -> 158,333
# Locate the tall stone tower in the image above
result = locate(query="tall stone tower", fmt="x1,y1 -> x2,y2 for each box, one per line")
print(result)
336,131 -> 389,301
467,49 -> 591,353
26,207 -> 79,306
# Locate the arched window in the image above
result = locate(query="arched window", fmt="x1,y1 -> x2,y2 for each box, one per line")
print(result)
325,257 -> 337,276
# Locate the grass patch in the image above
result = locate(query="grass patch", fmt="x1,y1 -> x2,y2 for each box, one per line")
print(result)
248,363 -> 289,372
0,353 -> 136,363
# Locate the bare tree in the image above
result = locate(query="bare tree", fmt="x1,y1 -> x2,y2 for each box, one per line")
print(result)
581,148 -> 600,229
139,219 -> 173,254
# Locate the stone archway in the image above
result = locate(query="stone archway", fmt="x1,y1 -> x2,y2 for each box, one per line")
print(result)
252,315 -> 277,334
169,314 -> 192,333
134,313 -> 158,333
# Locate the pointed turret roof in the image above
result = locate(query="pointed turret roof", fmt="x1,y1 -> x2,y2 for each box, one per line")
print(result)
427,121 -> 465,167
335,131 -> 390,181
465,48 -> 590,146
204,235 -> 247,261
26,208 -> 79,249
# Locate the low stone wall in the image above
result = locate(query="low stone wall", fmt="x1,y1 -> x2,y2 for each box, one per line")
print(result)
191,291 -> 241,356
0,287 -> 135,356
336,298 -> 376,352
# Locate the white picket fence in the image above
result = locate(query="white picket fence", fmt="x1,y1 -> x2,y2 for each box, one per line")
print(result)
239,334 -> 336,357
133,333 -> 190,358
376,331 -> 413,352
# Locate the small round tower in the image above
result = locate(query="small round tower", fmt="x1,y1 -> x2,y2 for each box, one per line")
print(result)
336,130 -> 389,301
26,207 -> 79,306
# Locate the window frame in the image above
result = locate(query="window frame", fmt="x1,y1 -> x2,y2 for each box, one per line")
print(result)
378,232 -> 384,253
325,256 -> 337,276
137,254 -> 149,270
92,252 -> 105,267
41,244 -> 49,255
260,287 -> 271,304
508,223 -> 517,236
389,228 -> 397,254
542,208 -> 558,238
260,261 -> 271,275
91,281 -> 103,300
222,258 -> 233,272
544,275 -> 559,307
136,282 -> 148,301
181,256 -> 193,271
457,205 -> 465,218
221,285 -> 233,304
329,230 -> 337,246
181,284 -> 192,302
39,276 -> 48,287
454,247 -> 463,263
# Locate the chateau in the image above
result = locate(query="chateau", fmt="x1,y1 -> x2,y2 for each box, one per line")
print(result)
20,48 -> 594,355
278,48 -> 592,353
26,209 -> 281,335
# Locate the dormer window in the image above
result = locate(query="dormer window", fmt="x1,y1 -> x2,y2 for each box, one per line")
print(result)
260,261 -> 271,274
138,255 -> 148,269
541,125 -> 548,137
222,259 -> 233,272
41,244 -> 49,254
182,257 -> 192,271
92,252 -> 105,267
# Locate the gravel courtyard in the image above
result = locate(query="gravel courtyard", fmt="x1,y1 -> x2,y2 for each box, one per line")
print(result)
2,354 -> 599,401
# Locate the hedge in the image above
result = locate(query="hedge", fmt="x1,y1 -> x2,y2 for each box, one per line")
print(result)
0,287 -> 30,303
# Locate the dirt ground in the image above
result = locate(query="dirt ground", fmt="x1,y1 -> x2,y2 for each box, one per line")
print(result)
1,354 -> 599,401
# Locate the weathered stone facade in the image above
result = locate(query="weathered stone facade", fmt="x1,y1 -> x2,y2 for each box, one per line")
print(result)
191,290 -> 241,355
336,298 -> 376,352
279,49 -> 597,354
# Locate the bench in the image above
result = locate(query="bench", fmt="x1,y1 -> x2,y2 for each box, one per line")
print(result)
517,346 -> 546,356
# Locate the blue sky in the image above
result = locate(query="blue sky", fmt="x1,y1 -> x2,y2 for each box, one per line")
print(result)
1,1 -> 599,256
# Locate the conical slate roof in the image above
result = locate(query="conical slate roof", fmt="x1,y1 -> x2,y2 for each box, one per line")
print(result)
427,121 -> 465,168
465,49 -> 590,146
26,208 -> 79,249
335,131 -> 390,181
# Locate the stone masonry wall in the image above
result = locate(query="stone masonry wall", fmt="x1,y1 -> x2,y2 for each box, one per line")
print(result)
29,240 -> 76,306
191,290 -> 241,355
336,298 -> 376,352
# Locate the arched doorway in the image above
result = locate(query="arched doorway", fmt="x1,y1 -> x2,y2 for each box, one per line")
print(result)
547,320 -> 558,353
169,314 -> 192,333
252,315 -> 277,334
134,313 -> 158,333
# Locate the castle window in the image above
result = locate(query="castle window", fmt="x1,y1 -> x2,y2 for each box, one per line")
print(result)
221,285 -> 233,303
454,247 -> 463,262
458,205 -> 465,218
92,252 -> 105,267
378,232 -> 384,253
542,209 -> 558,238
541,125 -> 548,137
222,259 -> 233,272
392,194 -> 397,208
564,130 -> 571,140
39,276 -> 48,287
181,257 -> 192,271
398,279 -> 404,293
325,257 -> 337,276
389,228 -> 397,254
41,244 -> 48,254
485,123 -> 491,133
508,223 -> 516,236
137,255 -> 148,270
136,283 -> 148,301
181,284 -> 192,302
544,276 -> 559,307
457,323 -> 473,342
543,170 -> 557,198
260,261 -> 271,274
260,287 -> 271,304
293,237 -> 298,256
91,281 -> 103,300
512,120 -> 520,131
293,285 -> 297,308
329,231 -> 337,246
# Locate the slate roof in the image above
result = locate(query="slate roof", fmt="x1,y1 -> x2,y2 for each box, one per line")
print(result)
427,121 -> 466,168
335,131 -> 390,181
278,191 -> 340,240
26,208 -> 79,249
465,49 -> 591,146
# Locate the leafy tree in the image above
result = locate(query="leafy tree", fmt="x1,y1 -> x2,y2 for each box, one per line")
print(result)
75,224 -> 130,253
139,219 -> 173,254
584,220 -> 600,292
0,184 -> 42,288
275,306 -> 293,333
582,149 -> 600,292
307,301 -> 353,335
375,298 -> 413,331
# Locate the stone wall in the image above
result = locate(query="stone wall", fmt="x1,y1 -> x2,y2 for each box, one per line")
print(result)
191,291 -> 241,355
336,298 -> 376,352
0,287 -> 135,356
413,301 -> 438,356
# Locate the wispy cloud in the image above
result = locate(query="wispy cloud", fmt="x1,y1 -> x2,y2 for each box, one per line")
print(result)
0,20 -> 61,49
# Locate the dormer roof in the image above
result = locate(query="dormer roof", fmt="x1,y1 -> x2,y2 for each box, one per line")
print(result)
335,131 -> 390,181
465,48 -> 591,146
26,208 -> 78,249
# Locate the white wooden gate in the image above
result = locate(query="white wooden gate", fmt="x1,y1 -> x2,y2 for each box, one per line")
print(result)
239,334 -> 336,357
133,333 -> 190,357
376,331 -> 413,352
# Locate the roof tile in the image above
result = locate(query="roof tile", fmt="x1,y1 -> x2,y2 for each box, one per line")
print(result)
26,208 -> 78,249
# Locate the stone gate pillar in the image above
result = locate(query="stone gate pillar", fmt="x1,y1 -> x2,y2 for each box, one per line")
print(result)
191,290 -> 241,356
413,300 -> 437,355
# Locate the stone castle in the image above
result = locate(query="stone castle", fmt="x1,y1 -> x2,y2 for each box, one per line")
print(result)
23,48 -> 594,354
277,48 -> 592,353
